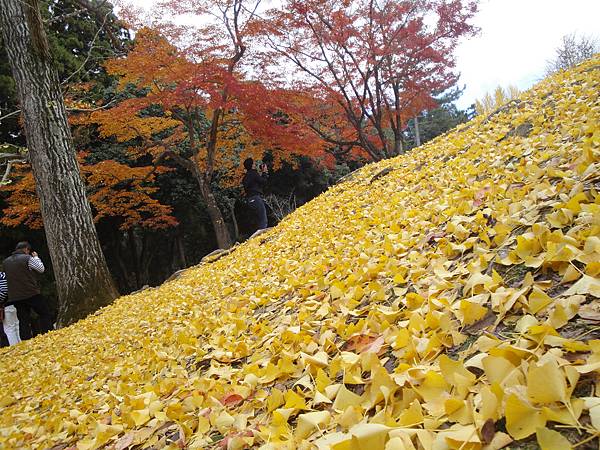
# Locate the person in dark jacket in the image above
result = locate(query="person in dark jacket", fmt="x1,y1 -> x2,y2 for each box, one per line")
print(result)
242,158 -> 269,230
2,241 -> 53,340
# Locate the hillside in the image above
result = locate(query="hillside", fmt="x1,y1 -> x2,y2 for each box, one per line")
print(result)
1,56 -> 599,450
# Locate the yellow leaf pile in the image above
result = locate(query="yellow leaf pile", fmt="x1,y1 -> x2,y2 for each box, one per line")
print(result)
1,57 -> 599,450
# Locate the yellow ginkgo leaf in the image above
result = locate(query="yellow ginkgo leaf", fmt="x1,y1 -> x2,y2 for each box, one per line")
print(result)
505,394 -> 546,439
128,409 -> 150,427
535,427 -> 572,450
284,389 -> 307,410
527,362 -> 567,404
295,411 -> 331,439
564,275 -> 600,297
528,287 -> 553,314
583,397 -> 600,431
348,423 -> 391,450
332,385 -> 363,412
398,400 -> 424,427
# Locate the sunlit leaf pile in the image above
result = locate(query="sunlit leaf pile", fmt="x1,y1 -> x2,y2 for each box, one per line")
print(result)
1,57 -> 599,450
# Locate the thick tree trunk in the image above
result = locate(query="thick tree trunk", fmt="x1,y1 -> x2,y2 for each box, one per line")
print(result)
0,0 -> 118,326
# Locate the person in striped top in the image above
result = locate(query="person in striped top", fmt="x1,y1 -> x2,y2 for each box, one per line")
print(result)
0,272 -> 5,301
0,271 -> 21,346
3,242 -> 53,340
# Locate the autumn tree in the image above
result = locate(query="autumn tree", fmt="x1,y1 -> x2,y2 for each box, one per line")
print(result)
95,0 -> 325,250
475,85 -> 521,116
0,0 -> 118,325
1,151 -> 180,292
260,0 -> 478,160
405,86 -> 472,149
1,158 -> 175,229
545,32 -> 599,76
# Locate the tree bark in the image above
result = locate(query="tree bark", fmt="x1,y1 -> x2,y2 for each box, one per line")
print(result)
175,229 -> 187,268
156,150 -> 234,250
0,0 -> 119,326
191,164 -> 233,250
414,115 -> 421,147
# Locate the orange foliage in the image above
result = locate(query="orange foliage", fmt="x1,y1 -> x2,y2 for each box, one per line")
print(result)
91,28 -> 330,188
82,160 -> 178,230
0,165 -> 42,229
1,158 -> 177,231
259,0 -> 478,159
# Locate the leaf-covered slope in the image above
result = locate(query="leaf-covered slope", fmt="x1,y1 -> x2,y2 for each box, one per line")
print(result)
1,57 -> 599,450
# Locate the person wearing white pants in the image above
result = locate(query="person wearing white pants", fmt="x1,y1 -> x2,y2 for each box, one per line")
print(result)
1,271 -> 21,346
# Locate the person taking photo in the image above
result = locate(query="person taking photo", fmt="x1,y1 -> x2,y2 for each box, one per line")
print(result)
2,241 -> 53,340
242,158 -> 269,231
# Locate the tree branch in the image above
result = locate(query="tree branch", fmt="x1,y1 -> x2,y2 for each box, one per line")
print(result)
0,109 -> 22,124
61,9 -> 112,86
71,0 -> 124,51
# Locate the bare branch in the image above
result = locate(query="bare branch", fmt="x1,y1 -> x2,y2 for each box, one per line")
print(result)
61,9 -> 112,86
71,0 -> 124,51
44,8 -> 86,25
66,98 -> 118,113
0,109 -> 22,124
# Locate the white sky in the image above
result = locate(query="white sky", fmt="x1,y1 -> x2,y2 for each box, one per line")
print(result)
454,0 -> 600,108
124,0 -> 600,109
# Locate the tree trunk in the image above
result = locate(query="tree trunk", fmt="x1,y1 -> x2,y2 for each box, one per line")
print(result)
114,238 -> 135,293
139,233 -> 152,286
175,230 -> 187,268
127,230 -> 141,288
191,164 -> 233,250
414,115 -> 421,147
230,202 -> 240,243
0,0 -> 119,326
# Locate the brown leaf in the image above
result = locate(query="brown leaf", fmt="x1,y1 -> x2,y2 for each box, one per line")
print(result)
221,393 -> 245,407
342,334 -> 386,354
578,302 -> 600,321
481,419 -> 496,444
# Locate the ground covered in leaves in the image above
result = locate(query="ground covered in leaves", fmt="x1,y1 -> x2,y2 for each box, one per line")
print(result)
1,58 -> 599,450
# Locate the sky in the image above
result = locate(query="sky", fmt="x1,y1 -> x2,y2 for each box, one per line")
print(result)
124,0 -> 600,109
454,0 -> 600,108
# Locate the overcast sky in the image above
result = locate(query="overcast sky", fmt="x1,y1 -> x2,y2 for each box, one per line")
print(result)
454,0 -> 600,108
125,0 -> 600,109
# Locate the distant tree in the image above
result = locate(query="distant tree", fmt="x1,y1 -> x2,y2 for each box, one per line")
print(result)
260,0 -> 479,160
405,87 -> 472,149
545,33 -> 599,75
475,85 -> 521,116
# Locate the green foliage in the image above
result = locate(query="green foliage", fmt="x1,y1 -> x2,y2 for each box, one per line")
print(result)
0,0 -> 129,145
405,88 -> 473,149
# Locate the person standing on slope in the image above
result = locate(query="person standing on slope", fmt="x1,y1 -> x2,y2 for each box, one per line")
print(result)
2,242 -> 53,340
242,158 -> 269,231
0,271 -> 21,346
